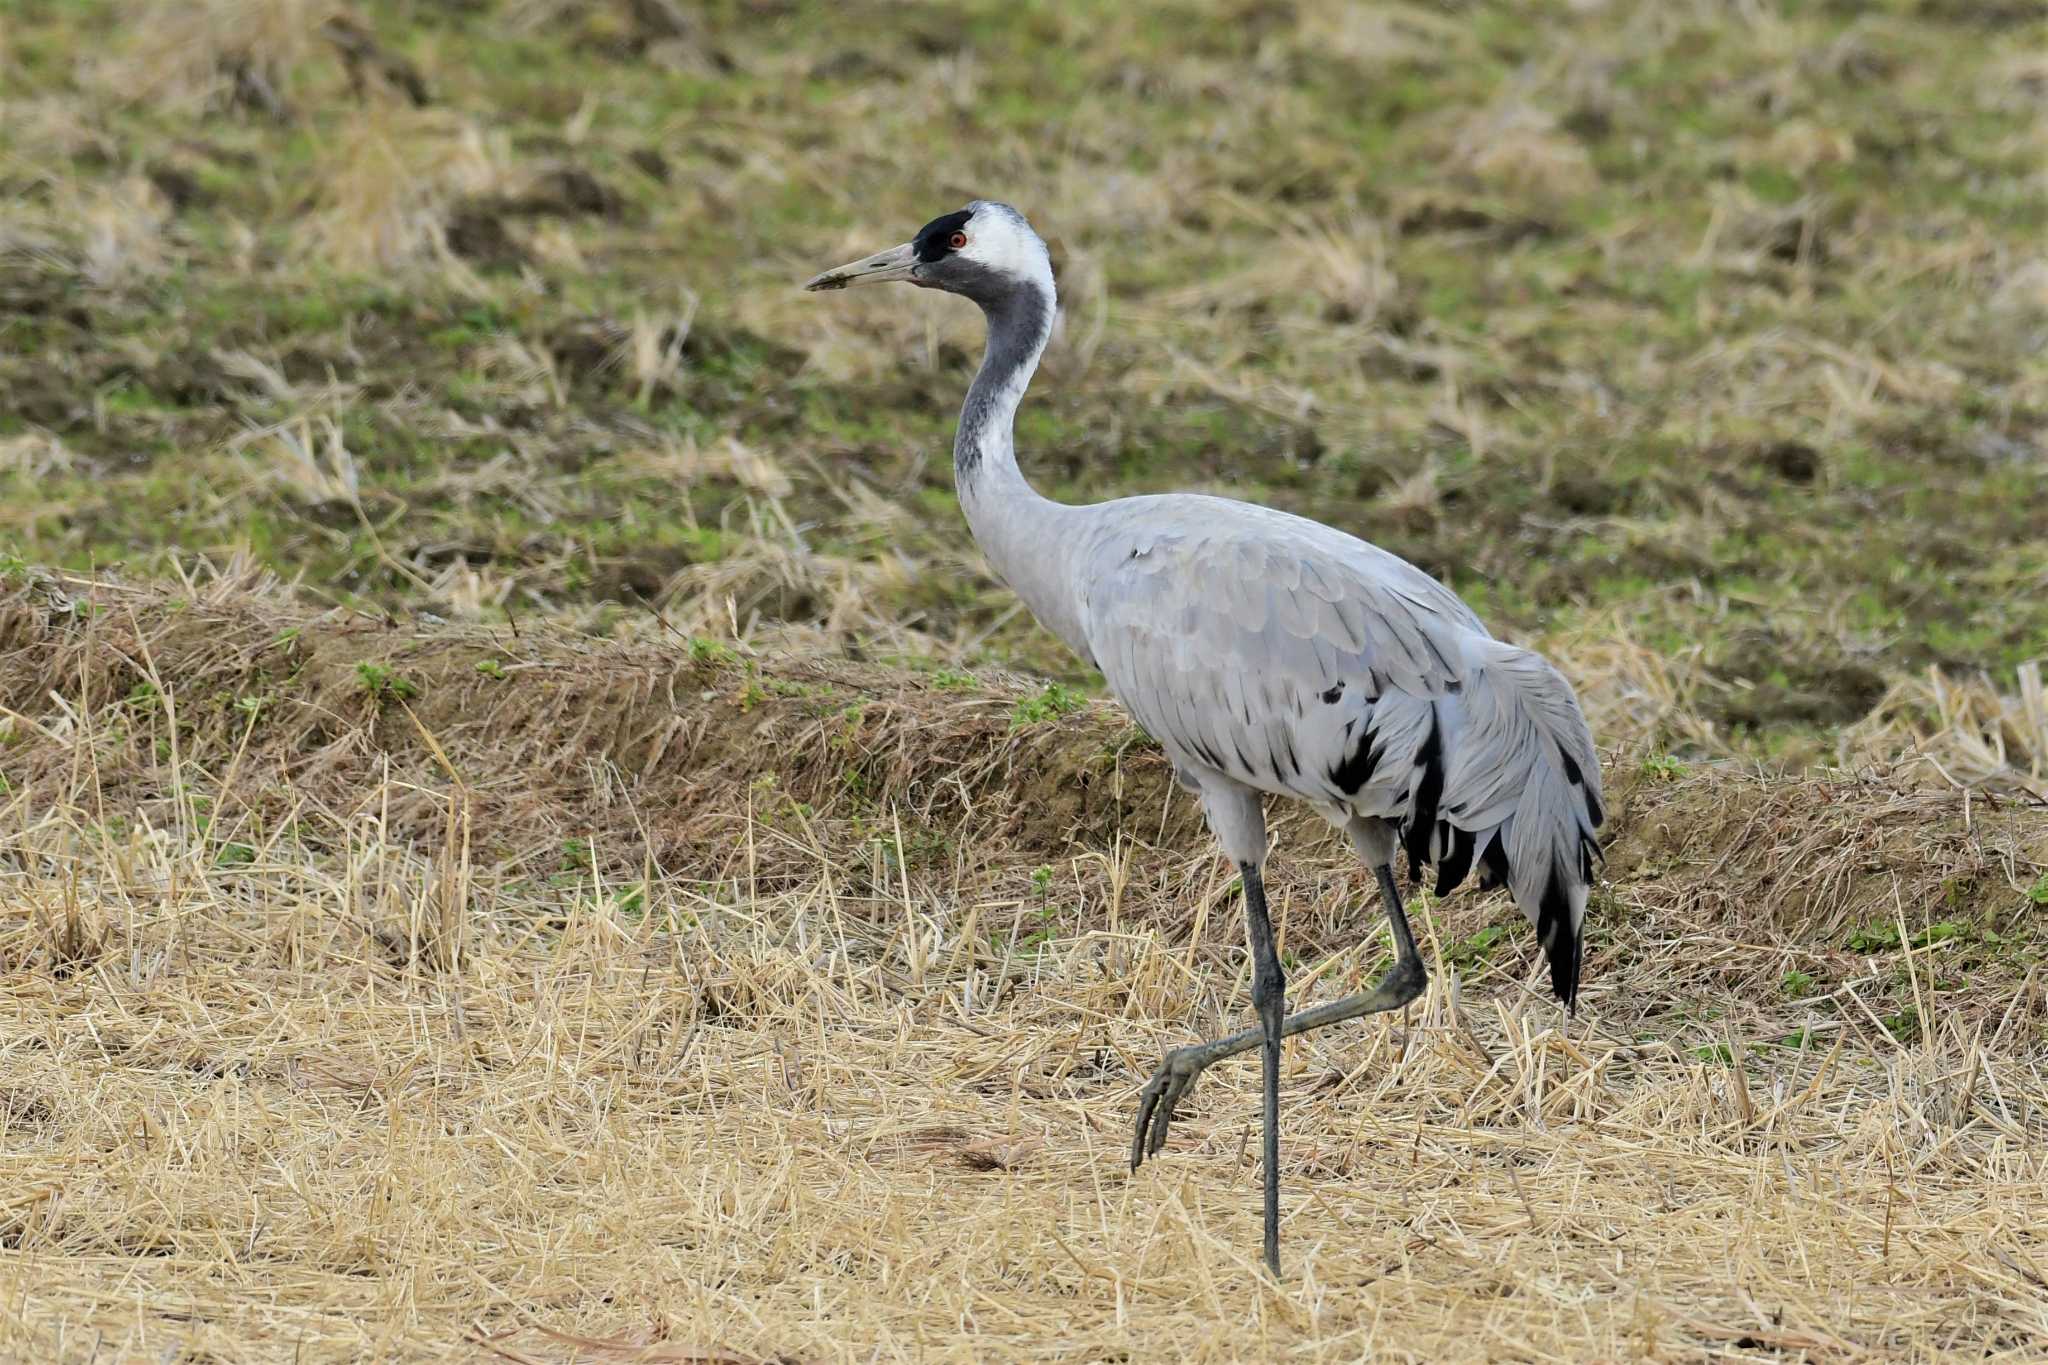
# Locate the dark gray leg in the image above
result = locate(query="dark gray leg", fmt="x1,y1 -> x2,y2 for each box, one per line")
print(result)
1237,862 -> 1285,1276
1131,864 -> 1427,1198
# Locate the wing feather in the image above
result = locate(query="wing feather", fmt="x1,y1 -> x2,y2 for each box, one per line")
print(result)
1076,495 -> 1605,1007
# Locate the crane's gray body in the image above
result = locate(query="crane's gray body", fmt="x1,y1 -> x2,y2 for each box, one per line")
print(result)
984,484 -> 1603,978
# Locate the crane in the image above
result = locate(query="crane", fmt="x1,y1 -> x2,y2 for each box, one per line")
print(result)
805,201 -> 1605,1277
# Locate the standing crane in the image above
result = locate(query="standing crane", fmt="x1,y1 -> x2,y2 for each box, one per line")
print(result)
805,202 -> 1605,1277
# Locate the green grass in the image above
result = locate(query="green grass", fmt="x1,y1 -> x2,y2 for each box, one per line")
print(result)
355,662 -> 420,701
1010,682 -> 1087,729
0,0 -> 2042,763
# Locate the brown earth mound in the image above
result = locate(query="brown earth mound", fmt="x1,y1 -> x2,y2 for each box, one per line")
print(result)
3,566 -> 2041,998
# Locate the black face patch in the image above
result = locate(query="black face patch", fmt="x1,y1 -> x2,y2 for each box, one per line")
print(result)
913,209 -> 974,263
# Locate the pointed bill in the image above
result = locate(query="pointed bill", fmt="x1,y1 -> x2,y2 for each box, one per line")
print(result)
803,241 -> 919,291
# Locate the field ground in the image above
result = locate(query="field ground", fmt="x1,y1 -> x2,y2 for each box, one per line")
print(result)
2,0 -> 2046,1360
1,571 -> 2044,1362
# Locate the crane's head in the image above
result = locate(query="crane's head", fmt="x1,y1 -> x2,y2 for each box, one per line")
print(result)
803,201 -> 1053,305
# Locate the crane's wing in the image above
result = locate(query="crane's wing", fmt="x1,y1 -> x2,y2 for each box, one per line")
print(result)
1077,501 -> 1604,1005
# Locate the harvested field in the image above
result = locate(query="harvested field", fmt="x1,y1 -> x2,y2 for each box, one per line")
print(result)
2,571 -> 2045,1361
3,0 -> 2047,1358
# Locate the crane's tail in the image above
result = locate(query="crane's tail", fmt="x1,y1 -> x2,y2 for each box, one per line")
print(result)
1402,643 -> 1605,1010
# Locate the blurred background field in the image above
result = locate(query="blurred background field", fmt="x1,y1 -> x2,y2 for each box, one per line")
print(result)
2,0 -> 2042,771
1,1 -> 2045,1360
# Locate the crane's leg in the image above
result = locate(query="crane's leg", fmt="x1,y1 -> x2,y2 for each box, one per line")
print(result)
1132,863 -> 1425,1178
1149,783 -> 1287,1273
1240,860 -> 1285,1276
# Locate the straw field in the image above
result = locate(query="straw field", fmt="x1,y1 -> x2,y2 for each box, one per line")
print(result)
2,568 -> 2044,1361
3,0 -> 2046,1360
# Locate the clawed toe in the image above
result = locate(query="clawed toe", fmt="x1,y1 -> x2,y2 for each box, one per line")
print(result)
1130,1046 -> 1206,1171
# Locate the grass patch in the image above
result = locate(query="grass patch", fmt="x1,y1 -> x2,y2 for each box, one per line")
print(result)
1010,682 -> 1087,729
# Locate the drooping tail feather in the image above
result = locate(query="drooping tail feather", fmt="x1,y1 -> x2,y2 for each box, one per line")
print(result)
1402,642 -> 1604,1009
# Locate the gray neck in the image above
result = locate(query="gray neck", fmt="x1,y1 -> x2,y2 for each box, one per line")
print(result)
954,277 -> 1053,489
950,276 -> 1088,653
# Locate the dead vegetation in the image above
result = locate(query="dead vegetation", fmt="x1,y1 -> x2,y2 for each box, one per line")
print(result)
1,568 -> 2044,1361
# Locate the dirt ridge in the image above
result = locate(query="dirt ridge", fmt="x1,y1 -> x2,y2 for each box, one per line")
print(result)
3,569 -> 2040,977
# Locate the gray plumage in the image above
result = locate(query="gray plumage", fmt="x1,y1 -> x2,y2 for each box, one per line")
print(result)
1078,497 -> 1603,978
806,199 -> 1607,1277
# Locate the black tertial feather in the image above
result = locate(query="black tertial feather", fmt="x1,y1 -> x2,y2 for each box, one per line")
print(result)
1435,824 -> 1475,897
1558,742 -> 1604,826
1536,866 -> 1581,1010
1477,831 -> 1511,892
1328,722 -> 1379,795
1402,709 -> 1444,880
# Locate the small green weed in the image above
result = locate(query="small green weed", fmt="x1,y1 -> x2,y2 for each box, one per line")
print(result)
1780,969 -> 1815,999
1882,1007 -> 1921,1043
356,662 -> 419,700
1847,919 -> 1984,954
1640,754 -> 1686,780
1448,924 -> 1507,971
474,658 -> 507,680
688,637 -> 737,667
830,701 -> 867,752
1847,921 -> 1900,952
1016,923 -> 1057,952
1010,683 -> 1084,729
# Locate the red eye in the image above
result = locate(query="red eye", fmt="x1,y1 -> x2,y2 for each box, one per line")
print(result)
948,231 -> 968,249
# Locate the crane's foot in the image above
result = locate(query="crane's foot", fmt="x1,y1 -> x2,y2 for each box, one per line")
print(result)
1128,953 -> 1428,1173
1130,1037 -> 1228,1169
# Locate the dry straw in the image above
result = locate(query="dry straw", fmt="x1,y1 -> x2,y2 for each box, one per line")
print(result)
1,568 -> 2043,1361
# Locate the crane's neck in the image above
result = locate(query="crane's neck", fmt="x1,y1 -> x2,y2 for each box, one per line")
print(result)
955,276 -> 1053,495
952,275 -> 1089,652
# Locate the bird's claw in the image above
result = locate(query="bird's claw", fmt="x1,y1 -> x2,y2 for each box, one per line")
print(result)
1130,1043 -> 1210,1171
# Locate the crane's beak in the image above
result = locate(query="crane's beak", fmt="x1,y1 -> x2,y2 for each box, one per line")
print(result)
803,241 -> 919,291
